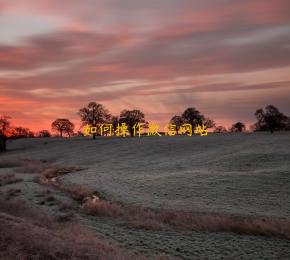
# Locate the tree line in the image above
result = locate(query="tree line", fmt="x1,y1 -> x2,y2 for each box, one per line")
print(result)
1,103 -> 289,152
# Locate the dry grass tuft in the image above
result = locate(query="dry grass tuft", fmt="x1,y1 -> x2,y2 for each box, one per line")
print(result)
58,202 -> 75,212
0,159 -> 23,168
43,166 -> 83,178
55,213 -> 75,223
82,200 -> 124,217
15,160 -> 51,174
6,188 -> 22,199
33,163 -> 90,201
0,198 -> 144,260
81,200 -> 290,240
55,183 -> 92,201
0,174 -> 23,186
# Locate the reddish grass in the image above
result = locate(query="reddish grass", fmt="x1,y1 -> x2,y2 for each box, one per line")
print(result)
32,163 -> 90,201
56,183 -> 92,201
42,166 -> 83,178
0,199 -> 144,260
36,176 -> 92,201
81,200 -> 290,240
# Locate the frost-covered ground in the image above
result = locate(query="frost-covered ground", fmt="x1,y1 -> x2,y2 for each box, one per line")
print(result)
5,132 -> 290,217
1,132 -> 290,259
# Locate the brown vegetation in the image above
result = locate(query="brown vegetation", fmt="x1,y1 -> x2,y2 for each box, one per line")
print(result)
0,159 -> 23,168
0,199 -> 143,260
0,174 -> 23,186
81,200 -> 290,239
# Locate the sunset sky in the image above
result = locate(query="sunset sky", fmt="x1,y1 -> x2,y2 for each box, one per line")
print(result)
0,0 -> 290,132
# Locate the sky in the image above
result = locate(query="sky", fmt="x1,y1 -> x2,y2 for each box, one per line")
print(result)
0,0 -> 290,132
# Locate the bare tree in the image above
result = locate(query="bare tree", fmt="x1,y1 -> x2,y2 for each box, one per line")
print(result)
111,116 -> 119,136
204,118 -> 216,129
214,126 -> 227,133
230,122 -> 246,132
51,119 -> 74,137
78,102 -> 111,139
170,115 -> 184,134
181,107 -> 215,129
119,109 -> 146,137
255,105 -> 288,133
11,127 -> 34,138
37,130 -> 51,138
182,107 -> 203,128
0,116 -> 11,152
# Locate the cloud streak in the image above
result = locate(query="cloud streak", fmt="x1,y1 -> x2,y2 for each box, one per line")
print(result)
0,0 -> 290,130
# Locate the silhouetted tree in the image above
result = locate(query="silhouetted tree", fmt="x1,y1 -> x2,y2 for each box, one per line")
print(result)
37,130 -> 51,138
11,127 -> 34,138
285,118 -> 290,131
0,116 -> 11,152
182,107 -> 203,127
65,126 -> 75,137
111,116 -> 119,136
119,109 -> 146,137
254,105 -> 288,133
181,107 -> 215,129
204,118 -> 216,128
230,122 -> 246,132
78,102 -> 111,139
214,126 -> 227,133
51,118 -> 74,137
170,115 -> 184,134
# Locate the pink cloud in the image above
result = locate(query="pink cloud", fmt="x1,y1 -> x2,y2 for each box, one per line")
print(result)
0,0 -> 290,131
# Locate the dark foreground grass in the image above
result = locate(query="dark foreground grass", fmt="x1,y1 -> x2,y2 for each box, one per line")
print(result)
0,199 -> 145,260
0,174 -> 23,187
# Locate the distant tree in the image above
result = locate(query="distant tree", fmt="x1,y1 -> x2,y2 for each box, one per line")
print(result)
182,107 -> 204,127
119,109 -> 146,137
111,116 -> 119,136
11,127 -> 34,138
230,122 -> 246,132
285,118 -> 290,131
170,115 -> 184,134
78,102 -> 111,139
51,118 -> 74,137
214,126 -> 227,133
37,130 -> 51,138
254,105 -> 288,133
181,107 -> 215,129
204,118 -> 216,129
0,116 -> 11,152
65,126 -> 75,137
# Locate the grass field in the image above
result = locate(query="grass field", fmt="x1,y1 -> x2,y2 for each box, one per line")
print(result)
1,133 -> 290,259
